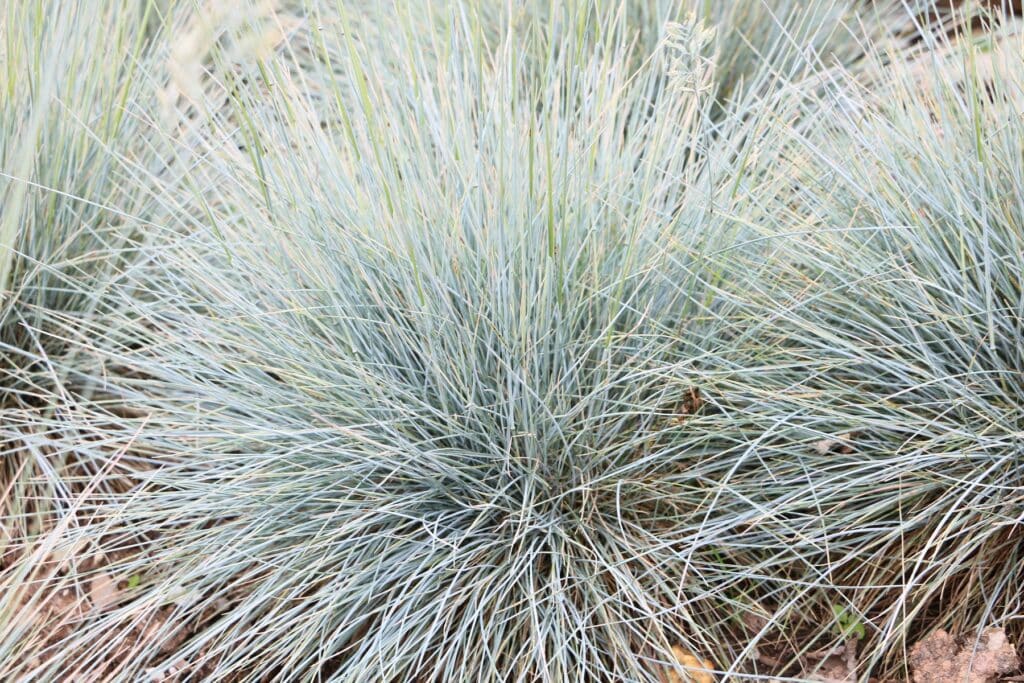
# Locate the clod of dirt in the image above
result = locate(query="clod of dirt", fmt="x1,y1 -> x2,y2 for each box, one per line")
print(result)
664,645 -> 715,683
909,628 -> 1019,683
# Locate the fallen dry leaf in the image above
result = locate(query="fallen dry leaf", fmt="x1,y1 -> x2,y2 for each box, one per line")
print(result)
814,432 -> 856,455
89,572 -> 120,610
797,637 -> 860,682
664,645 -> 715,683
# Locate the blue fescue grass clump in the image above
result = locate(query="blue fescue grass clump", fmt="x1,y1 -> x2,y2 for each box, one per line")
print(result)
743,15 -> 1024,679
14,7 -> 850,680
0,0 -> 177,543
3,0 -> 1022,681
0,1 -> 206,671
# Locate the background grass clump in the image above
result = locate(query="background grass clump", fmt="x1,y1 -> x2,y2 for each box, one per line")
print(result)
1,0 -> 1022,681
742,15 -> 1024,680
0,0 -> 176,569
0,0 -> 222,672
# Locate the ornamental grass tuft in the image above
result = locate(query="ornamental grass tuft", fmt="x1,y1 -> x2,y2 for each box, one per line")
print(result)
11,4 -> 839,680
